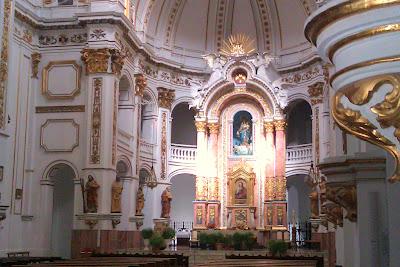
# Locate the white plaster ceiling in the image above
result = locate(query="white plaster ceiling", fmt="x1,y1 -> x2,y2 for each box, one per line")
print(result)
133,0 -> 316,71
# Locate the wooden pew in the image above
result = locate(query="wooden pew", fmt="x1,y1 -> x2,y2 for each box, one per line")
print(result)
194,259 -> 317,267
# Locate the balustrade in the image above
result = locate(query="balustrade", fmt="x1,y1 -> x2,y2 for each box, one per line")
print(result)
286,144 -> 313,163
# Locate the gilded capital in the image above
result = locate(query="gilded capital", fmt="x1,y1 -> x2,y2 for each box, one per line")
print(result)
208,123 -> 220,134
134,73 -> 147,97
157,87 -> 175,110
264,122 -> 274,133
31,52 -> 41,78
195,121 -> 207,132
308,81 -> 324,105
109,48 -> 125,76
274,120 -> 286,131
81,48 -> 110,74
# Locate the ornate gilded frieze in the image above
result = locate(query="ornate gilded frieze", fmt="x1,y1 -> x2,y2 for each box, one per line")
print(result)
0,0 -> 11,129
196,176 -> 208,200
308,82 -> 324,105
81,48 -> 110,74
160,112 -> 167,180
265,177 -> 275,200
31,53 -> 41,78
195,121 -> 207,132
110,48 -> 125,76
208,177 -> 219,200
332,75 -> 400,182
315,107 -> 320,164
90,78 -> 102,164
35,105 -> 85,113
157,87 -> 175,110
275,176 -> 287,200
274,120 -> 286,131
134,73 -> 147,97
208,123 -> 220,135
264,122 -> 274,133
326,183 -> 357,222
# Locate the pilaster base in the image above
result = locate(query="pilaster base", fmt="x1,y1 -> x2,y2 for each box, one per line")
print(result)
193,201 -> 207,229
206,202 -> 220,229
264,201 -> 287,229
129,215 -> 144,230
76,213 -> 122,230
153,218 -> 169,233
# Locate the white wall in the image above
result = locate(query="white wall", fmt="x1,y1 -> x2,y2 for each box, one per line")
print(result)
287,174 -> 311,223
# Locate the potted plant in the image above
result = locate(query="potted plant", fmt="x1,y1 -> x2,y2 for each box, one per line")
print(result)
141,228 -> 153,250
232,232 -> 244,250
223,234 -> 233,250
149,233 -> 166,253
198,232 -> 209,250
215,232 -> 225,250
162,227 -> 175,248
268,240 -> 288,257
242,232 -> 256,250
207,232 -> 218,250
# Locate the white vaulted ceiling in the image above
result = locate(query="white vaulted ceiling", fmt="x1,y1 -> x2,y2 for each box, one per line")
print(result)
133,0 -> 316,71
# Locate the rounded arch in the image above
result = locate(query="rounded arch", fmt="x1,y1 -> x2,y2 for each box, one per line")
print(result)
167,168 -> 197,181
171,96 -> 194,111
43,160 -> 79,181
285,99 -> 312,146
287,92 -> 312,107
286,168 -> 311,177
120,71 -> 134,90
116,155 -> 133,177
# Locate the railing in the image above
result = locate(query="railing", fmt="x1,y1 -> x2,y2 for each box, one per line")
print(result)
170,143 -> 197,162
286,144 -> 312,163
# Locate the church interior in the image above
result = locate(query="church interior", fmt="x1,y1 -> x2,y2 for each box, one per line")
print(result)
1,0 -> 400,266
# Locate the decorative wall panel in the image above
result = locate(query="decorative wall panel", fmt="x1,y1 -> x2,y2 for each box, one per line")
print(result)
40,119 -> 79,152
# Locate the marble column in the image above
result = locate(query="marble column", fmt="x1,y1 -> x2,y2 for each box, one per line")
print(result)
273,119 -> 287,228
193,119 -> 208,229
39,179 -> 54,255
308,81 -> 325,165
263,121 -> 275,227
207,122 -> 220,228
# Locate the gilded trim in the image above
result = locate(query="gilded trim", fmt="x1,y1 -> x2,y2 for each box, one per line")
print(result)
305,0 -> 400,45
40,119 -> 80,152
90,78 -> 102,164
35,105 -> 85,113
330,55 -> 400,84
328,23 -> 400,61
0,0 -> 12,129
332,89 -> 400,182
42,60 -> 82,99
160,112 -> 167,180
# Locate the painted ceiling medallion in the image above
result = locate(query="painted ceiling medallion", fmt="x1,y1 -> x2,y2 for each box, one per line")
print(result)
219,34 -> 256,57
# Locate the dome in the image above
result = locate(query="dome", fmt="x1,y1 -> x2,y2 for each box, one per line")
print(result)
133,0 -> 317,71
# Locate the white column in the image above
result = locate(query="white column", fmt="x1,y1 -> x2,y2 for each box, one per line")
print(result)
39,179 -> 54,256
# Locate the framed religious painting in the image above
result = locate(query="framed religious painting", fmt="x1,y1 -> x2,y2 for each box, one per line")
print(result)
232,111 -> 253,156
234,179 -> 248,204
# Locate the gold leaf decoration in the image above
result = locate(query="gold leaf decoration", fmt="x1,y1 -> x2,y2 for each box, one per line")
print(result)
219,34 -> 256,57
332,90 -> 400,182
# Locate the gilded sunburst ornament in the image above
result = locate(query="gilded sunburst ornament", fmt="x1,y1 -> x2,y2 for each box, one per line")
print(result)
220,34 -> 256,57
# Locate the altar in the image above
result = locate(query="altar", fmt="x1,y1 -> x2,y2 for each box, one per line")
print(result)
191,37 -> 288,231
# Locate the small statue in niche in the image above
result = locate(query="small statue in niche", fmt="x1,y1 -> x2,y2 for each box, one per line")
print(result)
161,186 -> 172,218
307,177 -> 319,219
135,186 -> 145,216
111,176 -> 123,213
85,175 -> 100,213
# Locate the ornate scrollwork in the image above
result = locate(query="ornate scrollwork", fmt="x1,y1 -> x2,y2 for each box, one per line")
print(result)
157,87 -> 175,110
134,73 -> 147,97
326,183 -> 356,222
0,0 -> 11,129
323,201 -> 343,227
264,122 -> 274,133
109,48 -> 125,76
308,82 -> 324,105
195,121 -> 207,132
31,52 -> 41,78
274,120 -> 286,131
208,123 -> 220,134
332,76 -> 400,182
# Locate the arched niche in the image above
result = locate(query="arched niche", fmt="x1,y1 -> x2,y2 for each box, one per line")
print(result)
118,75 -> 134,134
171,102 -> 196,145
141,89 -> 157,144
42,160 -> 78,259
285,99 -> 312,146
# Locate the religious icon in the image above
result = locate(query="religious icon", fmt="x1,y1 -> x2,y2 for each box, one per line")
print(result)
233,111 -> 253,155
208,207 -> 216,228
196,206 -> 203,225
234,180 -> 247,204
